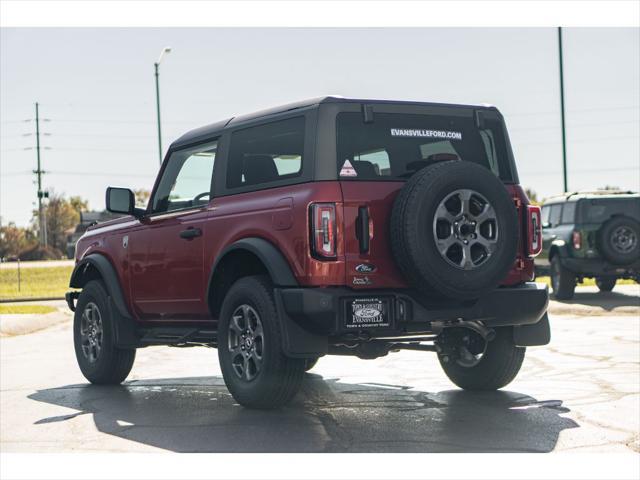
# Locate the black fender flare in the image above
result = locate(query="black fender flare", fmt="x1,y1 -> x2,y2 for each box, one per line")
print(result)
549,240 -> 570,261
70,254 -> 132,319
209,237 -> 299,288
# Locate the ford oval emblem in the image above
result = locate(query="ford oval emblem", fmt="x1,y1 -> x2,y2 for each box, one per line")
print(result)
354,307 -> 382,319
355,263 -> 376,273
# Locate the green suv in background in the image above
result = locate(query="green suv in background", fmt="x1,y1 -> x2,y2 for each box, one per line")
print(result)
536,191 -> 640,300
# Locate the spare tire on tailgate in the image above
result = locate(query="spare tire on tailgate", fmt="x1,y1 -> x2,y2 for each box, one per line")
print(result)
390,160 -> 518,300
597,216 -> 640,265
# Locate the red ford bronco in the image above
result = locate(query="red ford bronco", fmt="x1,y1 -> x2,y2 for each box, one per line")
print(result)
66,97 -> 549,408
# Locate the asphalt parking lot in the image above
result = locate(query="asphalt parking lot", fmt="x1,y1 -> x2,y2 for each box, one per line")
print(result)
1,285 -> 638,453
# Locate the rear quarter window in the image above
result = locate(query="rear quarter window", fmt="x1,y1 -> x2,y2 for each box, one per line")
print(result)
580,198 -> 640,223
561,202 -> 576,224
226,116 -> 305,190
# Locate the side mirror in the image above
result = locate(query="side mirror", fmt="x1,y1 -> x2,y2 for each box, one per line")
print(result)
106,187 -> 136,215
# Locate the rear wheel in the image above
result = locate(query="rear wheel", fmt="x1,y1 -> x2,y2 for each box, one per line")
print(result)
73,280 -> 136,384
550,256 -> 575,300
596,277 -> 616,292
218,276 -> 306,409
437,327 -> 525,390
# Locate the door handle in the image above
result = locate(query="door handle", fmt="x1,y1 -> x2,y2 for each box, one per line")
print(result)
179,227 -> 202,240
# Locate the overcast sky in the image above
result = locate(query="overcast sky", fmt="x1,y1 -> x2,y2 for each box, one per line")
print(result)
1,27 -> 638,227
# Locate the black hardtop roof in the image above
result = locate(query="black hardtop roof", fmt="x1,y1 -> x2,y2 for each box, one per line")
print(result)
171,96 -> 498,149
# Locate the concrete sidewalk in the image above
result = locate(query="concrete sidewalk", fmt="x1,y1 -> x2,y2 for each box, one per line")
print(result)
0,300 -> 70,337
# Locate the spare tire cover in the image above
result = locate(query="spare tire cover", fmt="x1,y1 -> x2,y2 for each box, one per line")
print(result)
390,160 -> 518,300
597,216 -> 640,265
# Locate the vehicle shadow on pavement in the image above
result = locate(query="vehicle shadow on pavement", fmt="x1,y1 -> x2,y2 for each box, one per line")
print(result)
28,374 -> 578,453
557,290 -> 640,310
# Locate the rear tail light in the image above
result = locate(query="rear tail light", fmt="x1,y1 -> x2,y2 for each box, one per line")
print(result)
527,205 -> 542,257
572,230 -> 582,250
310,203 -> 337,259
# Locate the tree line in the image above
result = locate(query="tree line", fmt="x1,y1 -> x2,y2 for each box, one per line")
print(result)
0,189 -> 150,261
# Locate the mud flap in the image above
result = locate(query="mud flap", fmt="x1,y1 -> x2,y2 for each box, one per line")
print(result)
108,297 -> 140,349
513,312 -> 551,347
274,289 -> 328,358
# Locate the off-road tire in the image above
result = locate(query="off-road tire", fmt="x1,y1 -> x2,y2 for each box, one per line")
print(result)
303,357 -> 319,372
550,255 -> 576,300
438,327 -> 525,390
390,160 -> 518,300
597,216 -> 640,265
73,280 -> 136,384
596,277 -> 616,292
218,276 -> 305,409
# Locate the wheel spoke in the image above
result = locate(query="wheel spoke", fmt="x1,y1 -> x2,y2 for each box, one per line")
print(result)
459,190 -> 472,216
473,235 -> 496,253
243,355 -> 252,381
435,202 -> 455,222
230,314 -> 244,335
461,243 -> 474,269
473,204 -> 496,224
436,235 -> 457,255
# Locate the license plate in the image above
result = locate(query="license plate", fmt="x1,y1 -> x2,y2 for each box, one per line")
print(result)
345,298 -> 390,329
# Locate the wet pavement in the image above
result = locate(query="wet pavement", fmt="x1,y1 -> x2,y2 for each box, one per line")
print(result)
1,307 -> 638,453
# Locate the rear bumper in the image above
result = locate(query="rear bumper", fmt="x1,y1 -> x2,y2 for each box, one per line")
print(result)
278,282 -> 549,337
561,258 -> 640,278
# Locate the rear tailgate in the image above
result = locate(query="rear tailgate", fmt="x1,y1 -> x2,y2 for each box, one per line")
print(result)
336,107 -> 535,290
340,181 -> 534,290
340,181 -> 407,289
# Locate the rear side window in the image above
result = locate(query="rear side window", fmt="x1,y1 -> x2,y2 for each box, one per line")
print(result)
336,111 -> 514,181
547,204 -> 562,227
226,117 -> 304,189
561,202 -> 576,224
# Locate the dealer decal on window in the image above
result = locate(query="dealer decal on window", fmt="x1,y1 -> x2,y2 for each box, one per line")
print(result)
390,128 -> 463,141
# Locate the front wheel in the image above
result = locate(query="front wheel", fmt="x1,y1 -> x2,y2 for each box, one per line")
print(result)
596,277 -> 616,292
437,327 -> 525,390
550,256 -> 576,300
218,276 -> 306,409
73,280 -> 136,384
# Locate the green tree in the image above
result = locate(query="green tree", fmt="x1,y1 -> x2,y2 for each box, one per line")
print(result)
524,188 -> 540,205
32,191 -> 90,252
69,195 -> 89,214
134,189 -> 151,208
0,222 -> 37,259
599,185 -> 621,192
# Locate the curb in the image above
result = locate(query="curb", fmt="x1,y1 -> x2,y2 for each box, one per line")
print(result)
0,311 -> 71,337
548,302 -> 639,317
0,297 -> 65,304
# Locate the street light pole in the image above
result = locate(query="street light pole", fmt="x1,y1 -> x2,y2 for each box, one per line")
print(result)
154,47 -> 172,166
558,27 -> 569,193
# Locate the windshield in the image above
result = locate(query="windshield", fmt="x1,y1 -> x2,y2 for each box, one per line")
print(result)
336,111 -> 515,182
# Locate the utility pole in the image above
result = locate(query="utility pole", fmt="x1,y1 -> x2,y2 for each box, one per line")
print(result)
33,102 -> 48,246
558,27 -> 569,193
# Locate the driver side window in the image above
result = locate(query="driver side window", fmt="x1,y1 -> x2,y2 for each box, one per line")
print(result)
152,141 -> 217,213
